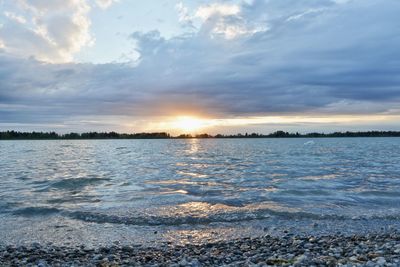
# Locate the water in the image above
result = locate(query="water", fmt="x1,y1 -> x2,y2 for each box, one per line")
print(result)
1,138 -> 400,246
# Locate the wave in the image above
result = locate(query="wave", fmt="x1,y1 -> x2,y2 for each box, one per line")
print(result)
48,177 -> 110,190
63,209 -> 400,226
358,190 -> 400,197
0,201 -> 19,213
46,196 -> 102,204
10,204 -> 400,225
21,149 -> 36,153
12,207 -> 60,216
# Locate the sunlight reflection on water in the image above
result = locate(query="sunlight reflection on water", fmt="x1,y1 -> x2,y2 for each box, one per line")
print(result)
1,138 -> 400,228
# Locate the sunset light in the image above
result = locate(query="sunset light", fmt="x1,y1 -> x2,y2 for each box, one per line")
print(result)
172,116 -> 209,133
1,0 -> 400,265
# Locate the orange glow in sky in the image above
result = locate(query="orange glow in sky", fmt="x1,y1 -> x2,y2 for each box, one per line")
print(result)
124,114 -> 400,135
170,116 -> 211,133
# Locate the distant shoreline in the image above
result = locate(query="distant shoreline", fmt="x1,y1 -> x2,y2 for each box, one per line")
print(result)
1,130 -> 400,140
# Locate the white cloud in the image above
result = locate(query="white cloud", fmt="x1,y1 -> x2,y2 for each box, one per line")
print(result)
194,3 -> 240,20
178,2 -> 265,39
286,8 -> 326,22
176,2 -> 191,23
0,0 -> 93,63
95,0 -> 118,9
4,11 -> 27,24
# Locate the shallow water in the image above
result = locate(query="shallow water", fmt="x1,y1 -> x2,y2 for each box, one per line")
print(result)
1,138 -> 400,246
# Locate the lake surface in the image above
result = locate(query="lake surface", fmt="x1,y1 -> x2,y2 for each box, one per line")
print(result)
1,138 -> 400,246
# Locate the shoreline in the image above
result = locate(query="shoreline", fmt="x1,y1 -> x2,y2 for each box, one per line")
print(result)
1,232 -> 400,266
2,130 -> 400,140
2,136 -> 400,141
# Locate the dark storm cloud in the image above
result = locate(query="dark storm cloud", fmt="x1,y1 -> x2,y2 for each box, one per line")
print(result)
0,0 -> 400,126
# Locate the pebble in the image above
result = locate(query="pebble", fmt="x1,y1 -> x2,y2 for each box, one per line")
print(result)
1,233 -> 400,266
376,257 -> 387,265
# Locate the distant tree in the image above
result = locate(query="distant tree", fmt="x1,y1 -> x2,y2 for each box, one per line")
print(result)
177,134 -> 192,138
195,133 -> 212,138
1,130 -> 400,140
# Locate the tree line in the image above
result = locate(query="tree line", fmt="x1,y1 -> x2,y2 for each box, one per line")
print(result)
1,130 -> 400,140
0,131 -> 170,140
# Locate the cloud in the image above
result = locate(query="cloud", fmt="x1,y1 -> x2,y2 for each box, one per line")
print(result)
3,11 -> 27,24
0,0 -> 400,131
178,2 -> 266,39
127,0 -> 400,115
0,0 -> 92,63
176,2 -> 193,27
194,3 -> 241,19
95,0 -> 118,10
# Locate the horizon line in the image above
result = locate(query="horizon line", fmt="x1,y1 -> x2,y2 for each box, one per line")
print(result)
1,130 -> 400,140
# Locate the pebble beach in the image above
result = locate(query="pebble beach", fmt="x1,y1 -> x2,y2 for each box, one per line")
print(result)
1,232 -> 400,266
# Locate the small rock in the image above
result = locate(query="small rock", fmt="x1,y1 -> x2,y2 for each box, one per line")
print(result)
376,257 -> 386,265
179,258 -> 188,266
294,254 -> 308,265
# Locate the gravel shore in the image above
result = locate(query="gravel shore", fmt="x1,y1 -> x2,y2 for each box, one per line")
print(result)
1,232 -> 400,266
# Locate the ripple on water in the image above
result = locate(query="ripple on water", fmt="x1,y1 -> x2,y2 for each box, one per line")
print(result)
47,177 -> 111,191
12,206 -> 60,216
1,138 -> 400,230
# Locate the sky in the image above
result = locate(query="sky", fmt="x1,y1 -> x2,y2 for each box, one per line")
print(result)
0,0 -> 400,134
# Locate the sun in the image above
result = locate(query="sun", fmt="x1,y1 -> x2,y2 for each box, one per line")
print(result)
172,116 -> 208,132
